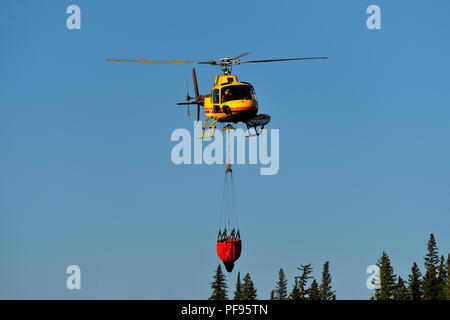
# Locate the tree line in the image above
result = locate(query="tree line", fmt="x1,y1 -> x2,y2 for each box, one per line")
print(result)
209,261 -> 335,300
209,233 -> 449,300
372,233 -> 449,300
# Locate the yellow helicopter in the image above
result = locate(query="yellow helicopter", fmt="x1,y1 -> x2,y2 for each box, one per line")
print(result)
107,53 -> 327,138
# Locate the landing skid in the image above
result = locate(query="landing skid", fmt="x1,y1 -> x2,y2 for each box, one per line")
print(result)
201,114 -> 271,139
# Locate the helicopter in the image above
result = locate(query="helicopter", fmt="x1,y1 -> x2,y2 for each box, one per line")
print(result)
107,53 -> 327,138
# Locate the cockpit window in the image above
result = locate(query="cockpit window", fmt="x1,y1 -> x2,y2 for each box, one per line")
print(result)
221,85 -> 253,103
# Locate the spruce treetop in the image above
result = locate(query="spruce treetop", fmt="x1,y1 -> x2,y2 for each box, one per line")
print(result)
242,273 -> 257,300
319,261 -> 336,300
209,264 -> 228,300
274,268 -> 288,300
233,272 -> 243,300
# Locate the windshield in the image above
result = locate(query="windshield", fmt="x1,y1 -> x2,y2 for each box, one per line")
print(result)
221,85 -> 253,103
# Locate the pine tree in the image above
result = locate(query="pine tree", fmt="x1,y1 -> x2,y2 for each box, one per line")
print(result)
319,261 -> 336,300
437,255 -> 448,300
293,264 -> 313,300
209,264 -> 228,300
408,262 -> 422,300
393,276 -> 409,300
289,278 -> 301,300
269,290 -> 275,300
422,234 -> 440,300
447,254 -> 450,300
234,272 -> 243,300
309,279 -> 321,300
374,251 -> 396,300
242,273 -> 257,300
272,268 -> 288,300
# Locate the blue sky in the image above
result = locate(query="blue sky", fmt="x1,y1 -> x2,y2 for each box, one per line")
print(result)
1,0 -> 449,299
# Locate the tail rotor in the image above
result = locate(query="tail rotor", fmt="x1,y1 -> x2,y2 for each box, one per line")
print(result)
176,68 -> 204,121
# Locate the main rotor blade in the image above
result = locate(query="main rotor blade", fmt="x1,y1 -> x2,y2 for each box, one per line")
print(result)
107,59 -> 212,65
231,52 -> 251,60
237,57 -> 328,64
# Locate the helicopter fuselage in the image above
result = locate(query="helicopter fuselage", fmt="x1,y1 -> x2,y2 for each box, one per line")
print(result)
204,75 -> 258,122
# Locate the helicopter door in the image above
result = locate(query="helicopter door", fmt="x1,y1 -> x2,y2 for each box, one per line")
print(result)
212,89 -> 220,113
